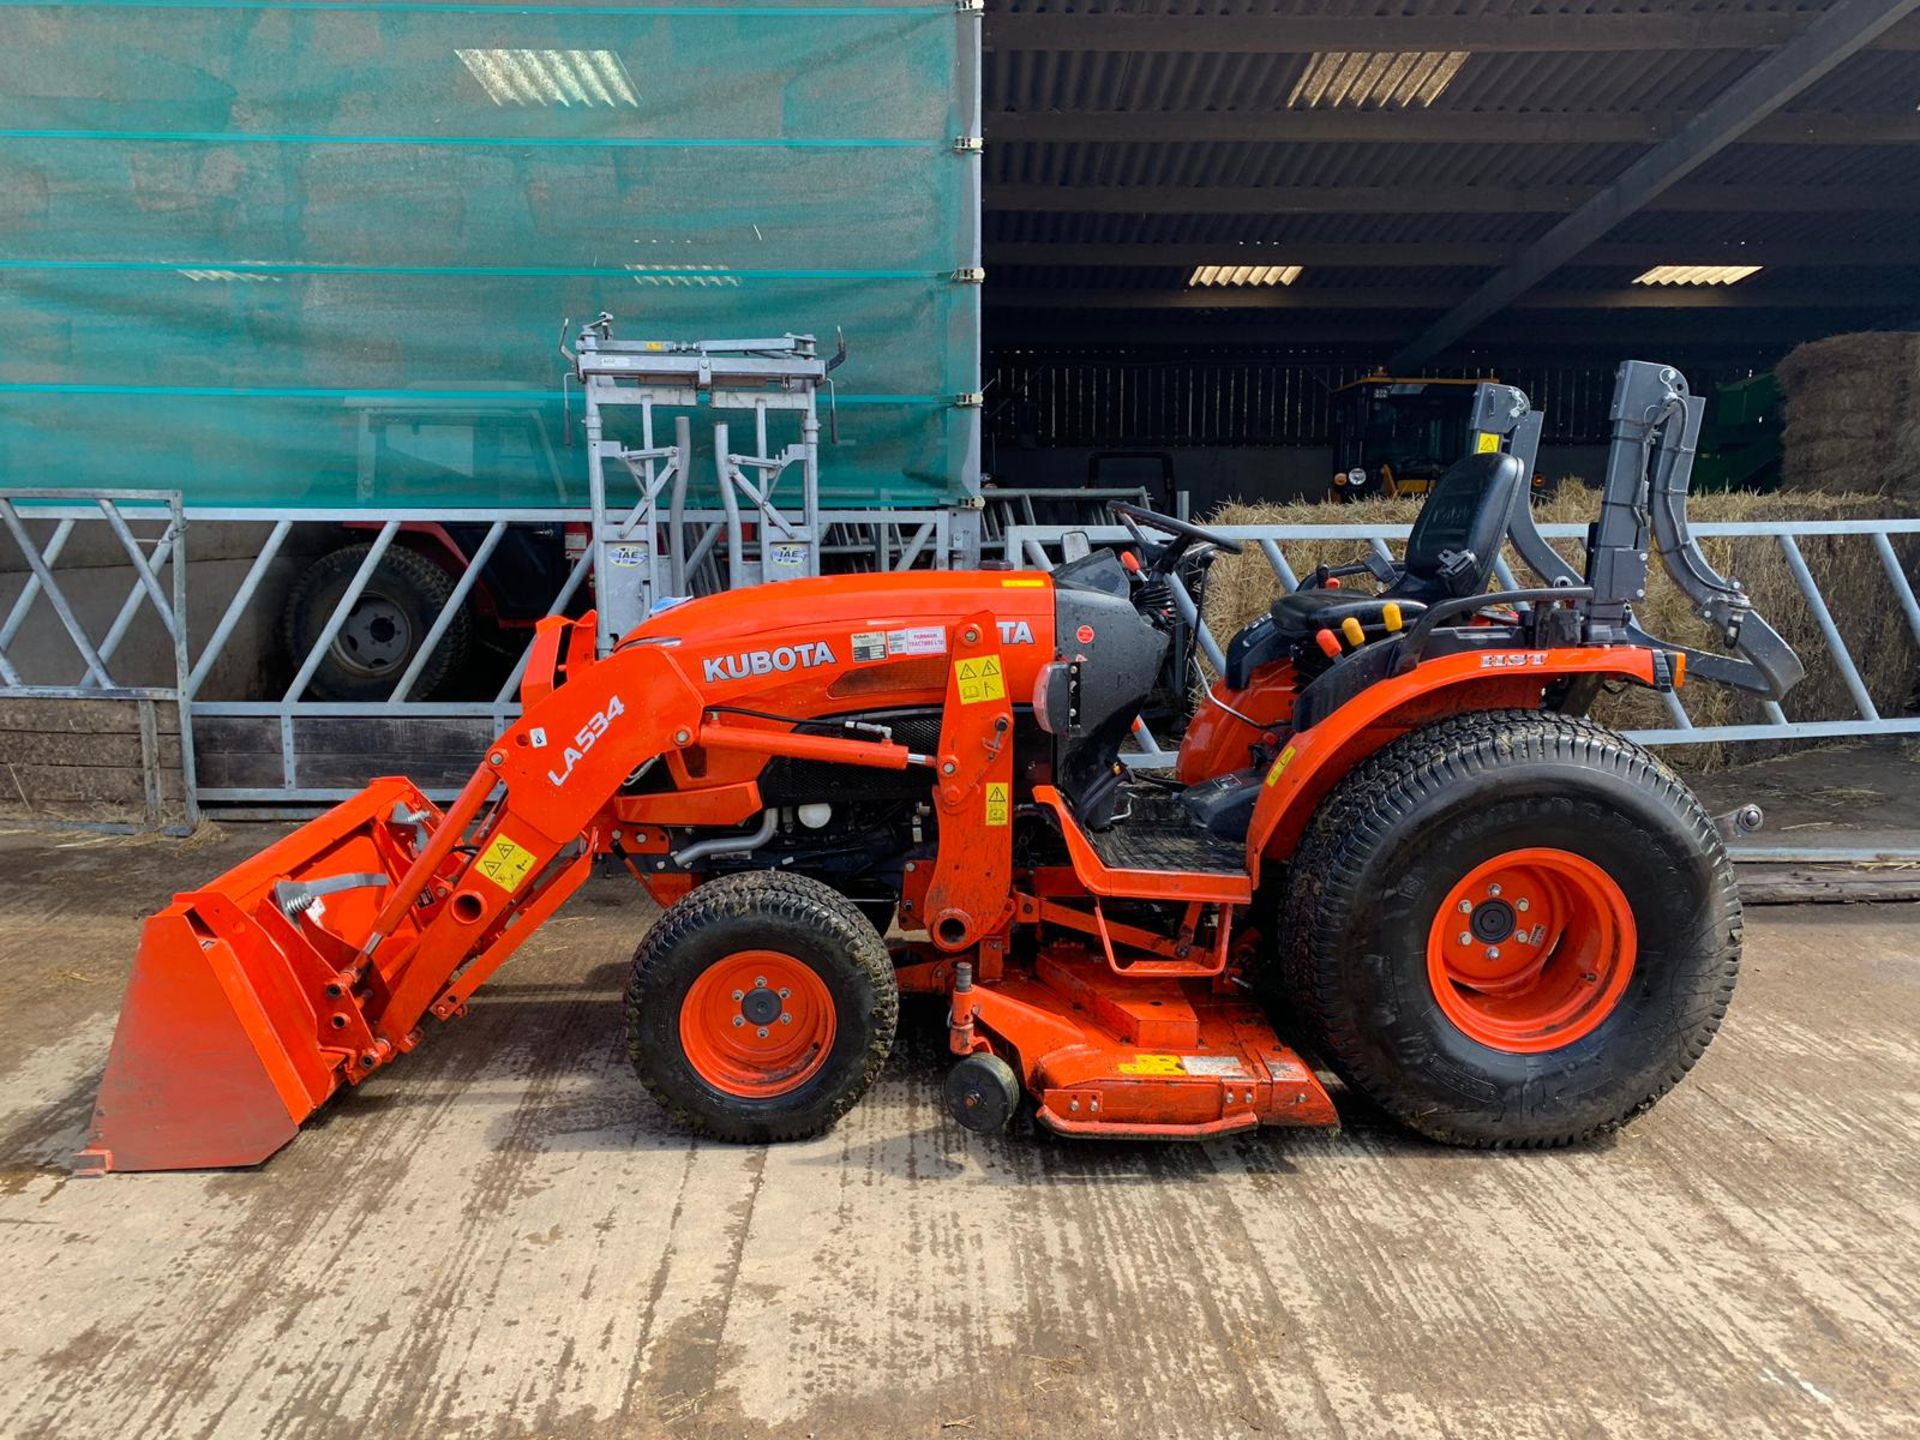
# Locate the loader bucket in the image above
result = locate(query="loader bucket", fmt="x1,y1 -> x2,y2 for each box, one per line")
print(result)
77,778 -> 445,1175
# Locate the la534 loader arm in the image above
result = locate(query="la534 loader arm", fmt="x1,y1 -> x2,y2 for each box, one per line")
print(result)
79,360 -> 1800,1172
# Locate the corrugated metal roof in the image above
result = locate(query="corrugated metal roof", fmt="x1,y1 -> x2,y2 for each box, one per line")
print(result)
985,138 -> 1645,188
981,0 -> 1920,356
992,1 -> 1834,16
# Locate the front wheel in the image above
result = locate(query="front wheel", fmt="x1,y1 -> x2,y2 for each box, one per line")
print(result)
625,871 -> 897,1142
1276,710 -> 1740,1147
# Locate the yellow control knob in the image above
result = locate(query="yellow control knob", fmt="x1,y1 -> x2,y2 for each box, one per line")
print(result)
1340,616 -> 1366,648
1381,602 -> 1404,632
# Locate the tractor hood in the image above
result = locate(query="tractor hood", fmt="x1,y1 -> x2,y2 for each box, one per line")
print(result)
619,570 -> 1061,710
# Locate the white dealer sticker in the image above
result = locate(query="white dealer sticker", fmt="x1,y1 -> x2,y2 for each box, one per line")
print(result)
887,626 -> 946,656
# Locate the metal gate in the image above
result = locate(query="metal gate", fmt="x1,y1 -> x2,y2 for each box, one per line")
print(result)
181,504 -> 960,807
1005,516 -> 1920,750
0,490 -> 196,832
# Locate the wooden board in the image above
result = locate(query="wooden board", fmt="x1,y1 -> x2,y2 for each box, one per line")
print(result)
191,715 -> 493,793
1738,864 -> 1920,905
0,696 -> 187,828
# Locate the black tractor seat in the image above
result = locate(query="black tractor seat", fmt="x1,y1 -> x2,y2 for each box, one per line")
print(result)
1225,451 -> 1526,691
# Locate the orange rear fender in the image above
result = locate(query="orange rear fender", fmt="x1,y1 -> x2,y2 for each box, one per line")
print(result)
1243,647 -> 1662,880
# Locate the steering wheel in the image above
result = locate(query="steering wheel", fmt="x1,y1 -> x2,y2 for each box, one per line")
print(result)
1108,501 -> 1244,573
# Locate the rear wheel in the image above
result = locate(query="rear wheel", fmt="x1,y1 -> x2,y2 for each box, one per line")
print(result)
281,543 -> 471,701
1277,710 -> 1740,1147
626,871 -> 897,1141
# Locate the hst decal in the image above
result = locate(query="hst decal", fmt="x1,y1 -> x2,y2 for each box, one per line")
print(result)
702,641 -> 839,683
1479,652 -> 1548,669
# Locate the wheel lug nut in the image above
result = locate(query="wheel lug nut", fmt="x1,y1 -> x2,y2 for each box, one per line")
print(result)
732,990 -> 744,1001
1457,900 -> 1472,914
1486,946 -> 1501,960
780,1013 -> 792,1025
1488,884 -> 1503,898
778,988 -> 790,999
1516,898 -> 1530,913
756,1026 -> 770,1038
1458,931 -> 1472,946
732,1015 -> 745,1028
754,976 -> 767,988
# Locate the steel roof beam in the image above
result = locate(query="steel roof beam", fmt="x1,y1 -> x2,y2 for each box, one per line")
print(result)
984,287 -> 1920,312
985,12 -> 1920,53
985,314 -> 1889,347
985,241 -> 1920,269
990,110 -> 1920,146
1387,0 -> 1920,368
988,184 -> 1920,215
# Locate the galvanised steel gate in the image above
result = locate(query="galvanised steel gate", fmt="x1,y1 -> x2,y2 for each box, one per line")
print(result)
1005,516 -> 1920,756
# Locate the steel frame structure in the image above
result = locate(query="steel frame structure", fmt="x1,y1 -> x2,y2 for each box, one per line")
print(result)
10,492 -> 1912,809
0,489 -> 198,832
1004,516 -> 1920,754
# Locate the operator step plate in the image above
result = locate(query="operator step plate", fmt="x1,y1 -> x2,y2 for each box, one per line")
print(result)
1084,788 -> 1247,877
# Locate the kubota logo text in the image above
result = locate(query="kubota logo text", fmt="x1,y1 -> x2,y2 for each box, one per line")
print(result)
548,695 -> 626,787
702,641 -> 837,683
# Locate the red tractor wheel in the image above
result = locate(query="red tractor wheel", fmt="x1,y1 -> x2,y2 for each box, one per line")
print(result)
1278,710 -> 1740,1148
677,949 -> 839,1099
626,872 -> 897,1142
1425,848 -> 1636,1053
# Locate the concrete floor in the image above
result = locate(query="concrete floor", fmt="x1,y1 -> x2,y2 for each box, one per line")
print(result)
1,825 -> 1916,1440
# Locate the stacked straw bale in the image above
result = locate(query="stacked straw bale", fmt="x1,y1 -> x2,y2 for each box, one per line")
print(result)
1199,486 -> 1919,768
1777,332 -> 1920,499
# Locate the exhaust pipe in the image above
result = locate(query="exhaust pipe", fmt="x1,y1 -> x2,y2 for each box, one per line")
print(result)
671,809 -> 777,867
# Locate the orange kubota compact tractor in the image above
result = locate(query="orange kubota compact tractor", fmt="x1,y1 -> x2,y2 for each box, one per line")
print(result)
80,360 -> 1803,1172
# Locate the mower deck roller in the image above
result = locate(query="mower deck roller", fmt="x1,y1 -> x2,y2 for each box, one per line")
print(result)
81,357 -> 1802,1173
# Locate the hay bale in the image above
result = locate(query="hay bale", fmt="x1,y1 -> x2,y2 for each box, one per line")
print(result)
1777,332 -> 1920,498
1199,485 -> 1920,768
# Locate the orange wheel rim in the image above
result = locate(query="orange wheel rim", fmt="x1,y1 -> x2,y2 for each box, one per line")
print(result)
1426,848 -> 1636,1053
679,949 -> 837,1098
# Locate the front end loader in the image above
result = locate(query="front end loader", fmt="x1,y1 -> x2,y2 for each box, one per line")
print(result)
79,361 -> 1803,1172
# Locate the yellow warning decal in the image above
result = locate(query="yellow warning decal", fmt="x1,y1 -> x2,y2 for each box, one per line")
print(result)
985,782 -> 1010,827
1001,577 -> 1046,588
476,832 -> 538,894
1264,744 -> 1297,787
1118,1054 -> 1186,1076
1475,432 -> 1502,453
954,654 -> 1006,705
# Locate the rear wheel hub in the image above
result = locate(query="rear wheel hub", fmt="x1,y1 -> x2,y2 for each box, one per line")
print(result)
1469,899 -> 1516,944
1427,848 -> 1637,1053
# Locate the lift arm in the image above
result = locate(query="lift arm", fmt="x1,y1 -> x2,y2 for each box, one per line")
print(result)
1506,359 -> 1804,701
79,615 -> 937,1172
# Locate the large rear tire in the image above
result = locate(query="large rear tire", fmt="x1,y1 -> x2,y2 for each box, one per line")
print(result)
281,542 -> 471,701
625,871 -> 897,1142
1276,710 -> 1740,1147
